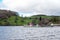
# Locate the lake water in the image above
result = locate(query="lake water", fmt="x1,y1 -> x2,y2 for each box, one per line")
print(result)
0,26 -> 60,40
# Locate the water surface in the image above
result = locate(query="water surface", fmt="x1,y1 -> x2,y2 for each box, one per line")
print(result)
0,26 -> 60,40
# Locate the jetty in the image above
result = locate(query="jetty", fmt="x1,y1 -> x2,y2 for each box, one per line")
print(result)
51,24 -> 60,26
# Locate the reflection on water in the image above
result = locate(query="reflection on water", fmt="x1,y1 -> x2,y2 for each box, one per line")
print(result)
0,26 -> 60,40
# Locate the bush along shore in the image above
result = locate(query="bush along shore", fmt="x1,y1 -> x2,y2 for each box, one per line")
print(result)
0,9 -> 60,26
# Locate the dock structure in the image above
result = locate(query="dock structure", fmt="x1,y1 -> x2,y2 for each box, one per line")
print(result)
51,24 -> 60,26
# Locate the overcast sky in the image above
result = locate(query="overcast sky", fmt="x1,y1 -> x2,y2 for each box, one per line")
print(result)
0,0 -> 60,17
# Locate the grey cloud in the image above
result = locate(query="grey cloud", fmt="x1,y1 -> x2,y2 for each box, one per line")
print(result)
3,0 -> 60,16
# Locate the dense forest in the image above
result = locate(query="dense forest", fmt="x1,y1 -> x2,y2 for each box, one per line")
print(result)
0,10 -> 60,26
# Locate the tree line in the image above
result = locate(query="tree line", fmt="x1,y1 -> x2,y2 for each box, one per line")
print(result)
0,10 -> 60,26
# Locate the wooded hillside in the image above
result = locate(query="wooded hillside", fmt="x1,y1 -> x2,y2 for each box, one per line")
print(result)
0,10 -> 60,26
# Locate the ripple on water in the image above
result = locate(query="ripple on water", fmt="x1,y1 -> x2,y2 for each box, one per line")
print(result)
0,26 -> 60,40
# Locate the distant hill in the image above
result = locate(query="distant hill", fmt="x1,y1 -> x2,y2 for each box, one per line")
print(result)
0,10 -> 18,19
31,14 -> 60,18
30,14 -> 49,19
